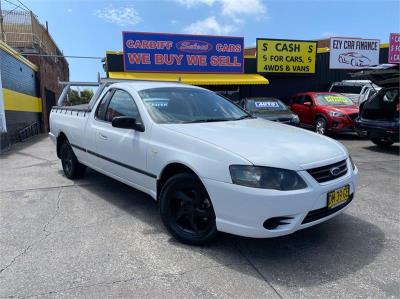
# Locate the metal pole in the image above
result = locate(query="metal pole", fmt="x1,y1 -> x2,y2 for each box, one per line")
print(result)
0,0 -> 5,41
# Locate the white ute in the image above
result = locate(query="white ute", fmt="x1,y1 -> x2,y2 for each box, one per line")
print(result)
50,80 -> 358,245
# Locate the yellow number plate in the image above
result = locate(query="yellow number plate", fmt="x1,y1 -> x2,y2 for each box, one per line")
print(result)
327,185 -> 350,209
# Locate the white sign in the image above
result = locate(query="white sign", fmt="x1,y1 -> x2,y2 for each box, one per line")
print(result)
0,70 -> 7,133
329,37 -> 380,69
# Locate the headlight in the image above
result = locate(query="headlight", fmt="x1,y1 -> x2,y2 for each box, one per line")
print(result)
229,165 -> 307,190
349,155 -> 356,170
329,111 -> 345,117
291,114 -> 300,123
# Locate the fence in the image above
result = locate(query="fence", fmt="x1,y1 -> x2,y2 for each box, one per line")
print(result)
0,10 -> 60,56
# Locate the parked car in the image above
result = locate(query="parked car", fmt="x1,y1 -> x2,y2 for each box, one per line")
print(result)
50,81 -> 358,245
240,97 -> 299,126
290,92 -> 359,135
329,80 -> 381,106
354,64 -> 399,147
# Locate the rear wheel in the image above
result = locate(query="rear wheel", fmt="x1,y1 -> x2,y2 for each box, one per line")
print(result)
60,142 -> 86,179
315,117 -> 327,135
159,173 -> 217,245
371,137 -> 394,147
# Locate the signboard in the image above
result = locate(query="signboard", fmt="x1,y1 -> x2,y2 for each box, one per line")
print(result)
0,70 -> 7,133
329,37 -> 380,69
256,39 -> 317,74
122,32 -> 244,73
388,33 -> 400,64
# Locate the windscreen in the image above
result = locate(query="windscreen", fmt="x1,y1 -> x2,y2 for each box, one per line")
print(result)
138,87 -> 249,124
316,94 -> 354,106
245,98 -> 288,113
330,85 -> 363,94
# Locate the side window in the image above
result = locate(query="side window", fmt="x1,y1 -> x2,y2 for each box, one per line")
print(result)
293,96 -> 304,104
303,95 -> 313,104
105,90 -> 140,122
95,90 -> 112,120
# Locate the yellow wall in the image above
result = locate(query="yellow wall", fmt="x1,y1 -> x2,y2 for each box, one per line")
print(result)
2,88 -> 42,113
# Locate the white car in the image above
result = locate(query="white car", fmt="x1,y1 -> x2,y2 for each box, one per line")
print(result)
49,81 -> 358,245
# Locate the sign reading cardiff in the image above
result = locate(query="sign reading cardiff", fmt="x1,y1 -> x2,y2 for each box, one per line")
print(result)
256,39 -> 317,74
122,32 -> 244,73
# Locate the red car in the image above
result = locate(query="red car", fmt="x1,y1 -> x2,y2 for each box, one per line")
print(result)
290,92 -> 359,135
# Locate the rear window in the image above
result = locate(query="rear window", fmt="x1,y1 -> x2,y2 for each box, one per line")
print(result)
330,85 -> 363,94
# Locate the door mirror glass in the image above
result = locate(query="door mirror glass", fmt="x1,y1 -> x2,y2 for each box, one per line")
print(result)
112,116 -> 145,132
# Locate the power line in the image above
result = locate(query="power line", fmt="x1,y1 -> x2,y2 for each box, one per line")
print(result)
20,53 -> 104,60
16,0 -> 30,11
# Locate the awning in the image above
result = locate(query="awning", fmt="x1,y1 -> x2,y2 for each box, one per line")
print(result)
108,72 -> 269,85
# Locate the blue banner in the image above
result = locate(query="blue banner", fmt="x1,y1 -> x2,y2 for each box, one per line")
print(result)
122,32 -> 244,73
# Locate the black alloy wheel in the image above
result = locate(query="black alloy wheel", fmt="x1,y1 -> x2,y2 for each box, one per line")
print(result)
60,142 -> 86,179
159,173 -> 217,245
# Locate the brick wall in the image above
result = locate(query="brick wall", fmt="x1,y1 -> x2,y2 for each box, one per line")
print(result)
26,53 -> 69,131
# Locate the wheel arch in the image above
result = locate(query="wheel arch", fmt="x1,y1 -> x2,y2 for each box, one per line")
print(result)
157,162 -> 203,200
56,132 -> 69,158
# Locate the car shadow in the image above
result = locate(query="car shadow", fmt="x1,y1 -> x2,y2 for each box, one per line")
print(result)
77,168 -> 385,288
363,144 -> 400,156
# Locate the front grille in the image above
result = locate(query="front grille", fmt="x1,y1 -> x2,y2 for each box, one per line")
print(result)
301,194 -> 353,224
348,113 -> 358,121
307,159 -> 348,183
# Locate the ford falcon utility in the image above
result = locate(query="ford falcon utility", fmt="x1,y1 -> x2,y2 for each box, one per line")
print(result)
50,80 -> 358,245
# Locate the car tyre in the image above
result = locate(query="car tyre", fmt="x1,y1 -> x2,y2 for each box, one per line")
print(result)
315,117 -> 327,135
371,138 -> 394,147
159,173 -> 217,245
60,141 -> 86,179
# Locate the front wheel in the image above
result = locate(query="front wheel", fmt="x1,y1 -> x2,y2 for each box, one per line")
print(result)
371,138 -> 394,147
159,173 -> 217,245
315,117 -> 327,135
60,142 -> 86,179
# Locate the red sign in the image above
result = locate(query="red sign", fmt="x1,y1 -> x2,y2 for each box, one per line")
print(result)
389,33 -> 400,64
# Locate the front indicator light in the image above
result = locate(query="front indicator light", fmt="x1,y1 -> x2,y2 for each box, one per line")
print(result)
229,165 -> 307,190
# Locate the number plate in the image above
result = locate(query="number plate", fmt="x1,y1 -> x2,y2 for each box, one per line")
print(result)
327,185 -> 350,209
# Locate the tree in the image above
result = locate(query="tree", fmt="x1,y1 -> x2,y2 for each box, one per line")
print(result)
67,89 -> 94,105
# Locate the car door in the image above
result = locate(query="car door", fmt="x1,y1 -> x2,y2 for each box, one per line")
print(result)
94,88 -> 154,190
301,95 -> 314,125
291,95 -> 308,125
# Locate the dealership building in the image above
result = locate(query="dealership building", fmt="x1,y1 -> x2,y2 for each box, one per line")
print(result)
104,35 -> 390,103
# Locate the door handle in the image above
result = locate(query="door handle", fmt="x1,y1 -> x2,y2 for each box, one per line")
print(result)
99,133 -> 108,140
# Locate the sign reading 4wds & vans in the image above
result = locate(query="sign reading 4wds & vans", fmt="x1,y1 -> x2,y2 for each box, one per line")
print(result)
256,38 -> 317,74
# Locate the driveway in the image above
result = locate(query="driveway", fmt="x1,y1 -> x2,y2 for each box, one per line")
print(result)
0,135 -> 399,298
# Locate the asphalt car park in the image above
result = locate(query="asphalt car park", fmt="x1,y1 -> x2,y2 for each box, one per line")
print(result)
0,134 -> 399,298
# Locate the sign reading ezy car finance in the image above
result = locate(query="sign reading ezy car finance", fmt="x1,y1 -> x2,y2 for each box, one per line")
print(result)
329,37 -> 380,69
122,32 -> 244,73
256,39 -> 317,74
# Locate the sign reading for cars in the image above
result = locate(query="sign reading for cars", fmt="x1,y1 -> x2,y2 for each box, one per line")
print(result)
388,33 -> 400,64
329,37 -> 380,69
122,32 -> 244,73
256,39 -> 317,74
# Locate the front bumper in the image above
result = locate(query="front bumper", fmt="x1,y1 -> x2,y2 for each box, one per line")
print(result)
202,160 -> 358,238
328,117 -> 355,133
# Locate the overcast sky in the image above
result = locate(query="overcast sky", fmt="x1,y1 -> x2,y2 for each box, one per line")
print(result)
4,0 -> 399,81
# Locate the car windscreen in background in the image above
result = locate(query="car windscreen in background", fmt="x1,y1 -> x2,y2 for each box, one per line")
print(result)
246,99 -> 287,112
316,94 -> 354,106
330,85 -> 363,94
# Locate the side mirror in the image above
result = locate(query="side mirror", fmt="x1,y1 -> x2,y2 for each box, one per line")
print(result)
304,101 -> 312,107
112,116 -> 145,132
